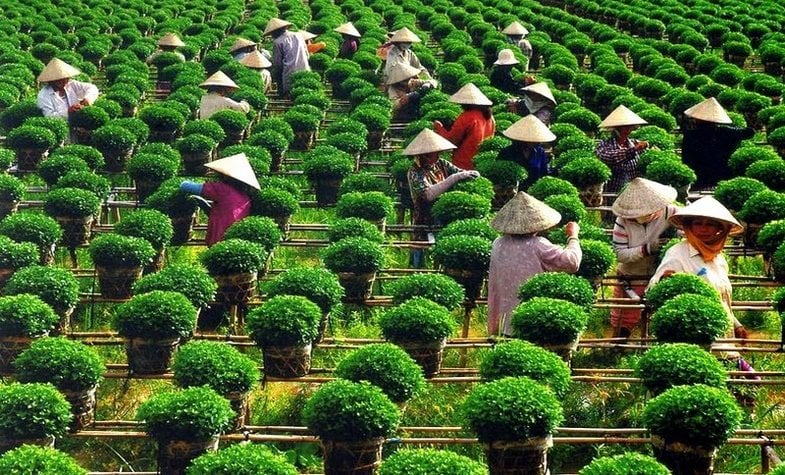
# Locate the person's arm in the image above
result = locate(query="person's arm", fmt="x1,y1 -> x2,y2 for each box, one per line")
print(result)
612,218 -> 647,264
37,89 -> 60,118
539,222 -> 581,272
408,166 -> 479,203
646,245 -> 685,292
434,113 -> 470,145
595,139 -> 634,165
180,181 -> 204,194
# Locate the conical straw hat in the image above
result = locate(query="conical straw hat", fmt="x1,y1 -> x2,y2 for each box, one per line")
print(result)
449,83 -> 492,106
684,97 -> 732,124
239,50 -> 272,69
502,115 -> 556,143
491,192 -> 562,235
402,129 -> 456,156
158,33 -> 185,47
599,105 -> 648,128
389,27 -> 421,43
205,153 -> 261,190
669,196 -> 743,236
502,21 -> 529,36
521,82 -> 557,105
334,22 -> 361,37
200,71 -> 240,89
385,63 -> 422,85
230,37 -> 256,52
264,18 -> 292,36
611,178 -> 677,219
297,31 -> 317,41
494,48 -> 520,66
37,58 -> 81,82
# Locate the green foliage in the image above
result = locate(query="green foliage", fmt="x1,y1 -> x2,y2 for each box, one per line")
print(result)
511,297 -> 589,345
479,340 -> 571,398
224,216 -> 283,253
303,379 -> 400,442
133,263 -> 217,310
92,124 -> 137,152
432,235 -> 492,272
577,239 -> 616,280
328,217 -> 384,244
462,376 -> 563,442
4,265 -> 79,314
379,448 -> 487,475
559,157 -> 611,188
137,386 -> 234,442
714,177 -> 767,211
322,237 -> 385,273
114,209 -> 173,250
578,452 -> 669,475
0,382 -> 71,440
0,294 -> 58,337
335,191 -> 393,222
474,158 -> 526,187
0,446 -> 87,475
22,117 -> 68,145
172,340 -> 259,394
127,152 -> 180,182
138,104 -> 186,132
43,187 -> 100,219
544,194 -> 587,225
746,159 -> 785,192
645,159 -> 696,188
518,272 -> 596,309
326,132 -> 367,155
246,295 -> 321,347
88,233 -> 155,267
113,290 -> 196,340
186,444 -> 298,475
0,236 -> 37,269
643,384 -> 741,448
252,187 -> 300,218
335,343 -> 425,403
527,177 -> 579,200
210,109 -> 250,134
183,119 -> 227,143
6,125 -> 57,150
144,178 -> 200,217
263,267 -> 344,314
380,297 -> 457,343
387,273 -> 465,310
14,337 -> 105,391
68,106 -> 110,130
50,144 -> 104,170
637,343 -> 727,395
200,238 -> 266,275
738,190 -> 785,224
650,294 -> 730,345
439,218 -> 498,242
645,272 -> 721,311
302,146 -> 354,179
38,155 -> 91,187
431,191 -> 492,225
757,219 -> 785,255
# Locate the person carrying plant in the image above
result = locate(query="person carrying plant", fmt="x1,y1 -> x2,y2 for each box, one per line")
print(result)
497,114 -> 555,189
146,32 -> 186,64
36,58 -> 99,120
198,71 -> 251,119
387,63 -> 438,122
501,21 -> 532,71
405,129 -> 479,268
610,178 -> 679,338
487,192 -> 582,336
490,49 -> 525,94
681,97 -> 754,188
382,27 -> 431,87
335,22 -> 362,59
433,83 -> 496,170
179,153 -> 260,246
264,18 -> 310,98
595,105 -> 649,193
238,50 -> 273,94
506,81 -> 557,125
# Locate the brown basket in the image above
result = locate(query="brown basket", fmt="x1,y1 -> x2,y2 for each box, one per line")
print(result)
15,148 -> 48,172
62,386 -> 97,432
135,179 -> 162,203
0,267 -> 15,289
170,212 -> 196,245
226,391 -> 249,431
262,343 -> 312,378
39,243 -> 56,266
578,183 -> 604,207
322,437 -> 385,475
56,215 -> 94,249
483,436 -> 553,475
367,130 -> 385,151
181,151 -> 212,175
492,184 -> 517,210
96,265 -> 143,299
442,267 -> 485,302
0,200 -> 19,220
314,177 -> 342,206
0,336 -> 34,375
103,147 -> 133,173
291,130 -> 316,151
396,339 -> 446,378
70,126 -> 93,146
157,436 -> 219,475
51,307 -> 75,337
125,337 -> 180,375
651,435 -> 717,475
214,272 -> 257,306
338,272 -> 376,303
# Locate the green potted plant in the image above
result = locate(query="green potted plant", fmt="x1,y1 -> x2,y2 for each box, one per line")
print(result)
474,158 -> 527,208
746,159 -> 785,192
186,443 -> 298,475
176,134 -> 216,175
322,237 -> 385,302
38,155 -> 90,187
138,104 -> 186,143
335,191 -> 393,231
431,191 -> 492,226
172,340 -> 260,429
432,235 -> 492,301
462,377 -> 563,475
4,265 -> 80,334
527,176 -> 580,201
43,187 -> 100,262
518,272 -> 596,310
210,109 -> 250,146
224,216 -> 283,256
387,273 -> 465,310
328,217 -> 384,243
22,117 -> 69,147
379,448 -> 487,475
0,445 -> 87,474
643,385 -> 741,474
339,172 -> 394,196
558,157 -> 611,207
578,452 -> 670,475
0,236 -> 37,287
200,239 -> 266,313
576,239 -> 616,288
282,108 -> 320,150
650,294 -> 730,345
379,297 -> 457,377
303,379 -> 399,474
350,106 -> 391,150
723,41 -> 752,67
132,263 -> 217,313
114,290 -> 197,374
183,119 -> 227,144
0,212 -> 61,266
479,339 -> 571,398
644,272 -> 721,312
144,179 -> 200,245
14,337 -> 105,431
714,177 -> 767,212
91,124 -> 137,172
251,188 -> 300,237
302,146 -> 355,206
636,343 -> 727,396
0,173 -> 25,219
6,125 -> 57,171
511,297 -> 589,362
114,209 -> 174,273
334,343 -> 425,405
68,105 -> 110,144
0,294 -> 59,374
127,152 -> 180,202
738,189 -> 785,246
137,387 -> 233,475
0,382 -> 72,453
246,295 -> 321,378
88,233 -> 155,299
247,130 -> 288,172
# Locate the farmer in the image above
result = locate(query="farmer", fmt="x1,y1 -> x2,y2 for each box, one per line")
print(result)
498,114 -> 556,189
239,50 -> 273,94
146,33 -> 186,63
387,63 -> 437,121
335,22 -> 362,59
595,105 -> 649,193
382,27 -> 431,87
264,17 -> 310,97
433,83 -> 496,170
501,21 -> 532,70
36,58 -> 99,120
198,71 -> 250,119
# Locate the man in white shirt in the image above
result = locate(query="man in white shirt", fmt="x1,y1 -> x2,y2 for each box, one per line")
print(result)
198,71 -> 251,119
36,58 -> 99,120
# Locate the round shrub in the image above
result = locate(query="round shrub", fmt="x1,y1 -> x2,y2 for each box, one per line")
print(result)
251,187 -> 299,218
322,237 -> 385,274
4,265 -> 79,315
89,233 -> 156,268
387,274 -> 465,310
335,191 -> 393,222
544,193 -> 587,225
479,340 -> 571,397
576,239 -> 616,280
263,267 -> 344,314
186,444 -> 298,475
113,290 -> 197,340
527,177 -> 580,200
511,297 -> 589,345
379,448 -> 487,475
14,337 -> 105,391
559,157 -> 611,188
0,235 -> 37,270
380,297 -> 457,343
43,187 -> 100,219
200,238 -> 266,275
451,176 -> 495,202
432,235 -> 492,272
431,191 -> 492,225
137,386 -> 234,442
0,211 -> 61,254
0,294 -> 58,337
738,189 -> 785,224
645,272 -> 720,311
714,177 -> 767,211
6,125 -> 57,150
645,159 -> 696,189
650,294 -> 730,345
578,453 -> 669,475
114,209 -> 173,251
38,155 -> 91,188
746,160 -> 785,191
246,295 -> 321,347
302,147 -> 354,180
224,216 -> 283,253
439,218 -> 497,242
172,340 -> 259,395
183,119 -> 226,143
518,272 -> 595,309
328,217 -> 384,243
132,263 -> 216,310
0,382 -> 72,440
728,146 -> 780,176
334,343 -> 425,403
0,446 -> 87,475
757,219 -> 785,256
637,343 -> 727,395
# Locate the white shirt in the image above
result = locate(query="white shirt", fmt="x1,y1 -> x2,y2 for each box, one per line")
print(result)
198,93 -> 250,119
36,80 -> 100,119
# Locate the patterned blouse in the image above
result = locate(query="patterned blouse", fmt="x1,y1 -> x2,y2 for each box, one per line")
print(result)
595,137 -> 645,192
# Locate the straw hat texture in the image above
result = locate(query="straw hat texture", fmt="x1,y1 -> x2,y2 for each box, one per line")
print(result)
599,105 -> 648,128
334,22 -> 361,37
230,38 -> 256,52
520,82 -> 557,105
494,49 -> 519,65
402,129 -> 456,156
239,50 -> 272,69
491,192 -> 562,235
200,71 -> 240,89
205,153 -> 261,190
503,115 -> 556,143
385,63 -> 422,85
38,58 -> 80,82
449,83 -> 492,106
389,27 -> 421,43
297,31 -> 317,41
157,33 -> 185,47
668,196 -> 743,236
264,18 -> 292,35
684,97 -> 732,124
611,178 -> 677,219
502,21 -> 529,36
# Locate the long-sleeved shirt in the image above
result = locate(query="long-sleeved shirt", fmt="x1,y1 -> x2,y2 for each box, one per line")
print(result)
199,93 -> 250,119
595,137 -> 645,192
180,181 -> 252,246
383,46 -> 426,85
487,235 -> 582,336
612,204 -> 678,276
36,80 -> 100,119
272,31 -> 310,95
490,66 -> 520,95
338,38 -> 359,59
408,159 -> 463,237
435,110 -> 496,170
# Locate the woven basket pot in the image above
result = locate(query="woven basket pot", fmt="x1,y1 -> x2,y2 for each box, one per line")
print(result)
395,338 -> 447,378
322,436 -> 385,475
95,265 -> 143,300
483,436 -> 553,475
62,386 -> 98,432
125,337 -> 180,375
262,343 -> 312,378
651,435 -> 717,475
157,435 -> 219,475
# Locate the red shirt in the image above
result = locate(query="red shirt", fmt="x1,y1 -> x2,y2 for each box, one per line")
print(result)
434,109 -> 496,170
202,181 -> 252,246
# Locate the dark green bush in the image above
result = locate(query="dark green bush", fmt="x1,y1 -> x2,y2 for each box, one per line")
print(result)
114,290 -> 196,340
650,294 -> 730,344
511,297 -> 589,345
89,233 -> 155,267
263,267 -> 344,314
137,386 -> 233,442
738,189 -> 785,224
431,191 -> 492,225
380,297 -> 457,343
200,238 -> 266,275
379,448 -> 487,475
432,235 -> 492,272
577,239 -> 616,280
714,177 -> 768,211
186,443 -> 297,475
0,382 -> 72,440
0,236 -> 37,270
387,274 -> 465,310
328,217 -> 384,243
172,340 -> 259,395
0,446 -> 87,475
518,272 -> 595,309
578,452 -> 669,475
637,343 -> 727,395
246,295 -> 321,347
14,337 -> 105,391
479,340 -> 571,397
322,237 -> 385,273
645,272 -> 720,311
334,343 -> 425,403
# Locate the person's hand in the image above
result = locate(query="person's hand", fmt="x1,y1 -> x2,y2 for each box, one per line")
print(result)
565,221 -> 579,239
459,170 -> 480,180
634,140 -> 649,151
506,98 -> 518,114
661,270 -> 676,279
433,120 -> 443,129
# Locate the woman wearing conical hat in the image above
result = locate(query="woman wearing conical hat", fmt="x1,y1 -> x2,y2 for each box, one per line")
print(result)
681,97 -> 754,188
405,129 -> 479,267
335,22 -> 361,59
382,27 -> 431,87
433,83 -> 496,170
146,33 -> 186,64
647,196 -> 748,339
610,178 -> 680,337
498,115 -> 556,189
508,81 -> 557,126
501,21 -> 532,70
239,50 -> 273,94
264,18 -> 310,97
36,58 -> 100,120
387,63 -> 438,122
179,153 -> 260,246
298,30 -> 327,55
595,105 -> 650,193
230,37 -> 258,61
198,71 -> 251,119
489,49 -> 524,94
487,192 -> 582,336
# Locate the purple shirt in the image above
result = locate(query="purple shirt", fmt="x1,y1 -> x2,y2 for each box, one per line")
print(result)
202,181 -> 252,246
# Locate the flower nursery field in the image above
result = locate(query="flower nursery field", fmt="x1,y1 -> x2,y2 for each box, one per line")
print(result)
5,0 -> 785,473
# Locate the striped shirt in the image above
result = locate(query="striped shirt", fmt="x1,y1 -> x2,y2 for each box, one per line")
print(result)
595,137 -> 646,192
612,204 -> 678,276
